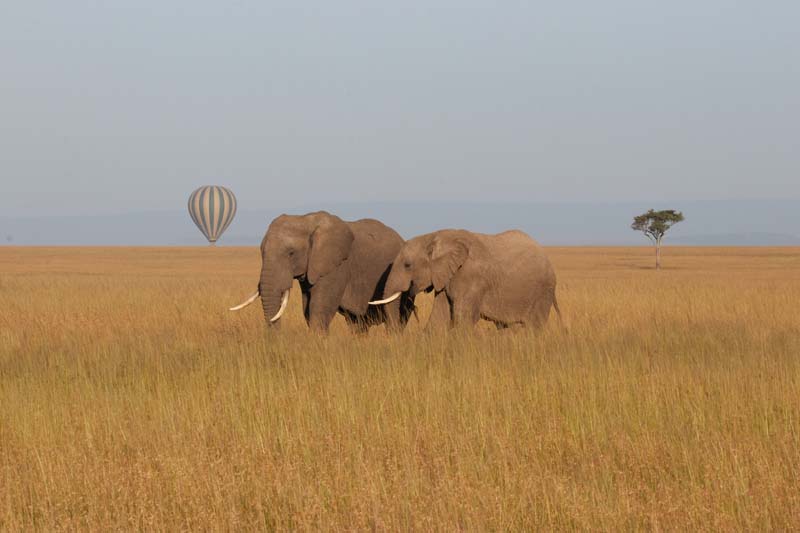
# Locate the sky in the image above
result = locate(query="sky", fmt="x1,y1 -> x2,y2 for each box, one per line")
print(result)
1,1 -> 799,217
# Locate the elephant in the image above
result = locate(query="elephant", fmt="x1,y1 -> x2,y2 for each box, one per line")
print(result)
230,211 -> 415,333
369,229 -> 560,330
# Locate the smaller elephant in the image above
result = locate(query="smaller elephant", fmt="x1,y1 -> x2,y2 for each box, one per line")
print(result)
370,229 -> 560,330
230,211 -> 414,333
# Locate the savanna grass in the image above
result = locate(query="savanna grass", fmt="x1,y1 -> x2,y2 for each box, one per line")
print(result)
1,246 -> 799,530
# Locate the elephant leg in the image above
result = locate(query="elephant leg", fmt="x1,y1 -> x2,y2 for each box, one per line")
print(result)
308,295 -> 341,333
451,290 -> 482,329
525,296 -> 552,330
307,270 -> 347,333
425,291 -> 452,332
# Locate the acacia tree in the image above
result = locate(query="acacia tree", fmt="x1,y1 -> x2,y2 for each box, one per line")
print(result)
631,209 -> 684,270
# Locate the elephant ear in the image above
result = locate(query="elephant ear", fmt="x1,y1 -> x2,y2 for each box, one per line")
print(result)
429,236 -> 469,292
307,214 -> 354,285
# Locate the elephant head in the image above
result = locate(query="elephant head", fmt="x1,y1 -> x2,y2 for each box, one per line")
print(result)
370,231 -> 469,305
230,211 -> 354,325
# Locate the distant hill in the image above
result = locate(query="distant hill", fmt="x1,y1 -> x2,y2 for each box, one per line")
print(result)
670,232 -> 800,246
2,200 -> 798,246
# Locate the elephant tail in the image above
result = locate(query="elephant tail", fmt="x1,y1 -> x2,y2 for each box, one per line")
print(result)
552,290 -> 569,332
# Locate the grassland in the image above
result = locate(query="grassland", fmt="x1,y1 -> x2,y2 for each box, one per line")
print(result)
1,246 -> 799,530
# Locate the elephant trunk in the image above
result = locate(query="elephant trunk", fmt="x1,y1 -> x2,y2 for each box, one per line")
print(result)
368,268 -> 408,306
384,271 -> 411,299
259,263 -> 292,325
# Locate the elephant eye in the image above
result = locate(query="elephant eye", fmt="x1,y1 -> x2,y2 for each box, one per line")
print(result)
287,249 -> 295,257
404,261 -> 412,269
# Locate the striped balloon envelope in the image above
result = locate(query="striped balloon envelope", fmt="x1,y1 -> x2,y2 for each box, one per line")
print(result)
187,186 -> 237,245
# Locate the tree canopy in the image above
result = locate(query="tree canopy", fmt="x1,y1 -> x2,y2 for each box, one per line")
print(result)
631,209 -> 685,244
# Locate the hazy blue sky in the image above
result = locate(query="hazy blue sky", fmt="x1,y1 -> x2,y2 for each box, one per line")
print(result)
2,2 -> 798,217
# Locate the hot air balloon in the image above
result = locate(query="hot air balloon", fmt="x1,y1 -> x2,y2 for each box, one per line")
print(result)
187,185 -> 237,245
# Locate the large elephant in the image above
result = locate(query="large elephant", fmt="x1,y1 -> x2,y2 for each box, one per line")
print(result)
369,229 -> 560,330
230,211 -> 414,333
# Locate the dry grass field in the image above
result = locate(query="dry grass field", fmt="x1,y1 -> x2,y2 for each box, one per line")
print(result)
1,246 -> 799,530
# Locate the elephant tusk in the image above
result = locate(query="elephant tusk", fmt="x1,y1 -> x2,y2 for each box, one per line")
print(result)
269,289 -> 290,322
369,291 -> 402,305
229,291 -> 260,311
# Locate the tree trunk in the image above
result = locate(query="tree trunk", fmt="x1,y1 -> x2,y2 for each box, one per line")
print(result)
655,238 -> 662,270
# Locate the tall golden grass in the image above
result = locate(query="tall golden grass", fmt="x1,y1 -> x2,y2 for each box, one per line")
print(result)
1,246 -> 799,530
